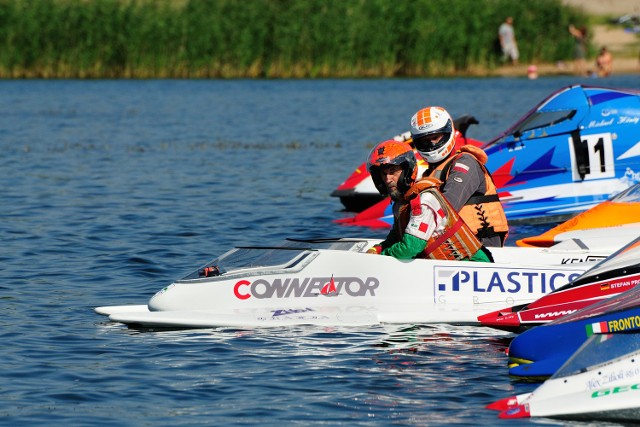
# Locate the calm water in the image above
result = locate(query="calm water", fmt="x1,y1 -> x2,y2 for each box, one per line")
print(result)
2,75 -> 639,427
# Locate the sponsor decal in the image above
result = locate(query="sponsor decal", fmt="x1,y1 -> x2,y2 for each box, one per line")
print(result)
533,309 -> 577,320
453,163 -> 469,174
621,167 -> 640,185
434,266 -> 582,305
592,383 -> 640,398
586,321 -> 609,335
619,116 -> 639,125
151,284 -> 175,298
587,118 -> 614,128
527,300 -> 595,322
234,276 -> 379,300
507,144 -> 524,152
600,277 -> 640,292
321,275 -> 337,295
587,366 -> 640,391
607,315 -> 640,333
504,404 -> 530,417
561,255 -> 607,264
487,312 -> 518,324
435,267 -> 581,294
587,315 -> 640,336
272,308 -> 313,317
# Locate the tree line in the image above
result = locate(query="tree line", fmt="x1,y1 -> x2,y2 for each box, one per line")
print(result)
0,0 -> 590,78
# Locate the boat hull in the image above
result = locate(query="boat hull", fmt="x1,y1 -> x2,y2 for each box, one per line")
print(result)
494,333 -> 640,422
95,239 -> 609,329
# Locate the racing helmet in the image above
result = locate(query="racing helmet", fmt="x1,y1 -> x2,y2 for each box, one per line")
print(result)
410,106 -> 456,163
367,140 -> 417,196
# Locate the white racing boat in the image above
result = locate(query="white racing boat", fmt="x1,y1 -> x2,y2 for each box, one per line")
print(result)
490,332 -> 640,422
95,237 -> 623,329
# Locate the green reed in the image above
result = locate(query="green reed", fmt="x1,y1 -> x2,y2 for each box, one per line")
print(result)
0,0 -> 589,78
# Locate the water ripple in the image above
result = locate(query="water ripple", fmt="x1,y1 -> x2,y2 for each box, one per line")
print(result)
3,78 -> 638,427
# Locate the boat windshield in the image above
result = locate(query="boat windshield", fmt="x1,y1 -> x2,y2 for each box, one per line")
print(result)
281,238 -> 370,251
551,332 -> 640,379
180,247 -> 314,280
179,238 -> 370,280
610,182 -> 640,203
511,110 -> 576,138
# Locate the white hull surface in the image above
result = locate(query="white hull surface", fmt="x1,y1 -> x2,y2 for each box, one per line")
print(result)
495,333 -> 640,422
95,238 -> 617,329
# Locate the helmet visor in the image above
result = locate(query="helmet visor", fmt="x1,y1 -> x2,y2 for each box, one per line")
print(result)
412,118 -> 453,154
413,132 -> 449,153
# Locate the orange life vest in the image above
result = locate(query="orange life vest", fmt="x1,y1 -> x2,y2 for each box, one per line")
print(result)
427,145 -> 509,246
397,178 -> 483,261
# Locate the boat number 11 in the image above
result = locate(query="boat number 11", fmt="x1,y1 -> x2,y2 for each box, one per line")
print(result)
570,133 -> 615,181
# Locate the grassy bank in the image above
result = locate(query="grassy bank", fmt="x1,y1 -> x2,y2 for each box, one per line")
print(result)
0,0 -> 591,78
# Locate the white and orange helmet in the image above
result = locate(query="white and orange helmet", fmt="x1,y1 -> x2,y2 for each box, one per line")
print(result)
410,106 -> 456,163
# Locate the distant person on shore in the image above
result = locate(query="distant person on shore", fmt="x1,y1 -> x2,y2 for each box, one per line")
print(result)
498,17 -> 519,65
596,46 -> 612,77
568,24 -> 588,75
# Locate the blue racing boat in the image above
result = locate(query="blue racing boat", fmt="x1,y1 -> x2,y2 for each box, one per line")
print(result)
336,85 -> 640,227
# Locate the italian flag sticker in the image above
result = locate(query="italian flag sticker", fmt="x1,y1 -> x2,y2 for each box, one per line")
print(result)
586,321 -> 609,336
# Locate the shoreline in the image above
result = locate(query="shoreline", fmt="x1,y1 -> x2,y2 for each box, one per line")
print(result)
493,57 -> 639,78
496,0 -> 640,79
